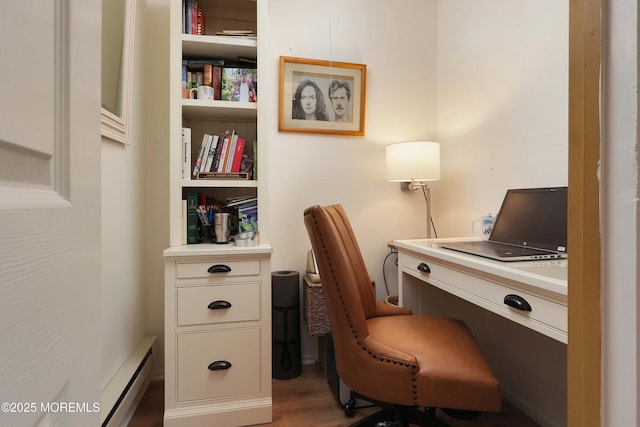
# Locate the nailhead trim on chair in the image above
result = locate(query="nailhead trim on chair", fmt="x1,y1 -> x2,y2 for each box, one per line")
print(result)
307,209 -> 421,405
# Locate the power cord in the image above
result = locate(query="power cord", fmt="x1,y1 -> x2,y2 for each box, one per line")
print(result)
421,185 -> 439,238
382,244 -> 398,297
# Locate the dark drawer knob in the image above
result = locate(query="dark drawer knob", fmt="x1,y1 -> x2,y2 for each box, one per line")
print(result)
208,360 -> 232,371
504,294 -> 532,312
417,263 -> 431,273
208,300 -> 232,310
207,264 -> 231,273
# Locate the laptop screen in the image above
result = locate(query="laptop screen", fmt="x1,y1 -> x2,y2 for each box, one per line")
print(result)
490,187 -> 568,252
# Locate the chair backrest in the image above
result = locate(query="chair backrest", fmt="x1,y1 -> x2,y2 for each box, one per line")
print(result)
303,204 -> 378,358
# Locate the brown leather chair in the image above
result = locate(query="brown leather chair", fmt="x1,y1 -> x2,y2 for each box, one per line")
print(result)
304,204 -> 501,426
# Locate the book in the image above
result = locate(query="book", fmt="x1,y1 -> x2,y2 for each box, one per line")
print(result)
216,136 -> 230,173
191,0 -> 197,34
203,134 -> 219,172
224,132 -> 238,172
186,58 -> 225,68
181,61 -> 188,89
212,130 -> 229,172
226,196 -> 257,207
200,134 -> 212,172
195,3 -> 205,35
203,64 -> 212,87
211,65 -> 222,100
182,127 -> 191,180
237,56 -> 257,65
216,30 -> 255,36
182,0 -> 186,34
192,133 -> 208,177
182,199 -> 187,244
203,63 -> 222,100
215,132 -> 231,172
230,138 -> 246,172
185,0 -> 192,34
186,191 -> 199,244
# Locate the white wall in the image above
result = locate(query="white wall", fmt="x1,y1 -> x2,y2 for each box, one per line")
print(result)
601,0 -> 639,425
142,0 -> 172,381
435,1 -> 569,236
434,2 -> 569,426
264,0 -> 438,361
101,0 -> 152,390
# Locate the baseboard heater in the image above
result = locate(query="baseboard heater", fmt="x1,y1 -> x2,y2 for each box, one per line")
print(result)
101,336 -> 157,427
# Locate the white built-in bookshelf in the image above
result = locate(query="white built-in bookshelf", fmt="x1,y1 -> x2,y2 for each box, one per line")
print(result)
164,1 -> 272,426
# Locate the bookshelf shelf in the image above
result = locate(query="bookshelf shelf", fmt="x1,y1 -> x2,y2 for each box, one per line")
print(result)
182,99 -> 257,121
181,178 -> 258,188
182,34 -> 257,60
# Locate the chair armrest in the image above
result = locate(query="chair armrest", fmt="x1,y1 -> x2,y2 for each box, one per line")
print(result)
375,299 -> 413,317
361,334 -> 417,366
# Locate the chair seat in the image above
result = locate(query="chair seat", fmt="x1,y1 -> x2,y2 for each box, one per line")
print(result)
367,314 -> 501,412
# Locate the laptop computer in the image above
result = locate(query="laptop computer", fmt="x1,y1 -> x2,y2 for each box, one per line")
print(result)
439,187 -> 568,262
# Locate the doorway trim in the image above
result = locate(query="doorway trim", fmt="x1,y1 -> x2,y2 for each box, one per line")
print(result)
568,0 -> 601,426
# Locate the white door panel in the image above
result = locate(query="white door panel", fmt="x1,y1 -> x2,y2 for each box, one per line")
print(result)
0,0 -> 101,425
0,2 -> 55,156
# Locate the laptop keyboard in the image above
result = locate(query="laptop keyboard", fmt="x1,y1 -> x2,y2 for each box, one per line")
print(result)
467,240 -> 551,256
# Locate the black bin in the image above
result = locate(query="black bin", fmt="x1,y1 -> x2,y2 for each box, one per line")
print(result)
271,270 -> 302,379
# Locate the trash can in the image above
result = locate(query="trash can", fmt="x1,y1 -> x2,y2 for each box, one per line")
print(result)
271,270 -> 302,379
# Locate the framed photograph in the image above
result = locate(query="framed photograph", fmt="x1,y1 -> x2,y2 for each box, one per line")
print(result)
279,56 -> 366,136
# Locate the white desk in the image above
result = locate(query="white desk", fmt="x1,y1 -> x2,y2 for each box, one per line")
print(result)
393,238 -> 568,344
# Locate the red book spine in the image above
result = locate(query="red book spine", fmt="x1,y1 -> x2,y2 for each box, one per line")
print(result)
231,138 -> 246,172
195,5 -> 205,35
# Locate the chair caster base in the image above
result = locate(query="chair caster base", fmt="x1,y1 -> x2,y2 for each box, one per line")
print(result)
349,407 -> 450,427
440,408 -> 481,420
345,398 -> 357,417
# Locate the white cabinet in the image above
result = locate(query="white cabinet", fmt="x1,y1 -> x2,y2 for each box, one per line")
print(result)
165,1 -> 271,425
164,247 -> 272,426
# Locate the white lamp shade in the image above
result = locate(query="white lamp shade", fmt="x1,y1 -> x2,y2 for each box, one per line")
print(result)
386,141 -> 440,182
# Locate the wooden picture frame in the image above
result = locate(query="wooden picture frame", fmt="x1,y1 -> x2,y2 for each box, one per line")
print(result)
279,56 -> 366,136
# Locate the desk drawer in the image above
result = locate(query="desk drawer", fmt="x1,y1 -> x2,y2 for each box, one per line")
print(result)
176,259 -> 260,279
177,284 -> 260,326
177,328 -> 261,402
401,253 -> 567,333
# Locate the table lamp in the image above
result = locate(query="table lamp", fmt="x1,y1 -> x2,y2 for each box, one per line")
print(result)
386,141 -> 440,238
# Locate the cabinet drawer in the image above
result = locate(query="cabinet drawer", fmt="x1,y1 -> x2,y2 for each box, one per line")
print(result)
177,284 -> 260,326
176,259 -> 260,279
177,329 -> 261,402
401,253 -> 567,333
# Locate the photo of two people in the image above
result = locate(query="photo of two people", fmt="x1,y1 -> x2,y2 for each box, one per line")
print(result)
291,77 -> 353,123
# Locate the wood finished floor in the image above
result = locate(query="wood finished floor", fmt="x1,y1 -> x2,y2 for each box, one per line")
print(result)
128,364 -> 541,427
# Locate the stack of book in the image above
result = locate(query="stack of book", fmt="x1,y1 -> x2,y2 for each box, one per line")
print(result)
215,30 -> 255,37
182,0 -> 205,35
182,58 -> 223,100
183,129 -> 253,180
